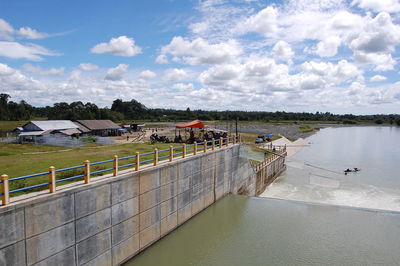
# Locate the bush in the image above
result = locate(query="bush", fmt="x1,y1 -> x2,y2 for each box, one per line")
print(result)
342,120 -> 357,124
375,119 -> 383,124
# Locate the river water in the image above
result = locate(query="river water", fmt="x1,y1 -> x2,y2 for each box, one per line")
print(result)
125,195 -> 400,266
262,126 -> 400,211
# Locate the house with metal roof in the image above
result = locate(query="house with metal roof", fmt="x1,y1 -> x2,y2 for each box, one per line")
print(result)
75,120 -> 121,136
18,120 -> 81,144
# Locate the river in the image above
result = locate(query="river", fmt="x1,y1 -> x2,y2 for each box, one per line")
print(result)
261,126 -> 400,211
125,195 -> 400,265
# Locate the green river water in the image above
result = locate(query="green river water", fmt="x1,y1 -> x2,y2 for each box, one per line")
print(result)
125,195 -> 400,266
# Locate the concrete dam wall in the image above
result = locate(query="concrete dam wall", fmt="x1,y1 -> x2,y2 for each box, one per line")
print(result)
0,144 -> 285,266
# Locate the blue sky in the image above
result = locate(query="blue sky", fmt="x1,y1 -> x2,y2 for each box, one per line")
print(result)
1,0 -> 400,114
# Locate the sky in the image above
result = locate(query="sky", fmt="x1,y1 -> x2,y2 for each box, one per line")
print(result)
1,0 -> 400,114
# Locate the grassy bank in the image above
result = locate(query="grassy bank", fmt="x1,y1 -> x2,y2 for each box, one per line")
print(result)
0,142 -> 185,195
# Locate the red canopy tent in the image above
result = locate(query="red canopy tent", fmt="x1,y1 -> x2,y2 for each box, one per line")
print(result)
175,120 -> 205,129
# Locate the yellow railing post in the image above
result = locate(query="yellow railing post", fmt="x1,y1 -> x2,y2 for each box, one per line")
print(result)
169,146 -> 173,162
212,138 -> 215,151
233,136 -> 236,144
219,138 -> 222,149
113,155 -> 118,176
204,141 -> 207,153
194,142 -> 197,155
154,148 -> 158,166
1,174 -> 10,206
226,137 -> 229,146
49,166 -> 56,193
84,160 -> 90,184
135,152 -> 140,171
183,144 -> 186,158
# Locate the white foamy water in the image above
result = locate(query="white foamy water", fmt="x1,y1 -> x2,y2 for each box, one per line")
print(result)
261,126 -> 400,212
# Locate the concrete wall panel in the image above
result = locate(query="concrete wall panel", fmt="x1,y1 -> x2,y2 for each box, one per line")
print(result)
75,184 -> 111,219
34,246 -> 76,266
0,240 -> 25,266
26,222 -> 75,265
76,208 -> 111,242
76,229 -> 111,265
0,208 -> 24,249
111,215 -> 139,246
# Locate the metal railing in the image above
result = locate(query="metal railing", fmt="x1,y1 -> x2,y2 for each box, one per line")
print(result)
254,145 -> 287,172
1,135 -> 241,206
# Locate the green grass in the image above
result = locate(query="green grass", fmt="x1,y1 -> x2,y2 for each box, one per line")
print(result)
0,142 -> 187,195
299,126 -> 314,133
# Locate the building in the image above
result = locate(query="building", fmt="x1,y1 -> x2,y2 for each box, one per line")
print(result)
18,120 -> 80,144
75,120 -> 121,136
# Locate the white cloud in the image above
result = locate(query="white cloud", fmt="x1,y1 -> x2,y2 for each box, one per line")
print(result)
237,6 -> 279,37
370,74 -> 387,82
159,36 -> 241,65
105,64 -> 128,80
352,0 -> 400,13
0,41 -> 59,61
23,64 -> 64,76
138,70 -> 156,80
0,18 -> 50,40
155,54 -> 168,64
354,51 -> 396,71
79,63 -> 99,71
171,83 -> 194,90
272,40 -> 294,60
0,19 -> 14,40
17,27 -> 49,39
0,63 -> 16,76
315,36 -> 341,57
91,36 -> 142,56
163,68 -> 189,81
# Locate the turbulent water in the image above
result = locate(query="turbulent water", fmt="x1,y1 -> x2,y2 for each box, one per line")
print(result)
261,126 -> 400,211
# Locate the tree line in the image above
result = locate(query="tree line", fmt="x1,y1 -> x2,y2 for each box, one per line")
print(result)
1,93 -> 400,125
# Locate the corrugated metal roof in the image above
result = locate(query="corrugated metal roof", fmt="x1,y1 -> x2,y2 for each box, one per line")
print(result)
57,128 -> 81,136
19,130 -> 53,136
26,120 -> 78,131
73,122 -> 91,133
76,120 -> 120,130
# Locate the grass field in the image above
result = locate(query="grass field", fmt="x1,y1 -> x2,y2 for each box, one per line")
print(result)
0,141 -> 187,195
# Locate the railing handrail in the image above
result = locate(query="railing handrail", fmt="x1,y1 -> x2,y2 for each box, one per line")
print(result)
0,135 -> 241,206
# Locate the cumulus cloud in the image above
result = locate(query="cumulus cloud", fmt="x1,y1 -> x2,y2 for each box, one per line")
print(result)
17,27 -> 49,39
23,64 -> 64,76
352,0 -> 400,13
272,40 -> 294,60
91,36 -> 142,56
0,41 -> 59,61
0,18 -> 50,40
105,64 -> 128,80
237,6 -> 279,37
171,83 -> 194,90
163,68 -> 189,81
0,19 -> 14,40
79,63 -> 99,71
159,36 -> 241,65
138,70 -> 156,80
370,75 -> 387,82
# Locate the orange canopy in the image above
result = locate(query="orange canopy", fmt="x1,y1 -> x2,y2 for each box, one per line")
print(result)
176,120 -> 205,129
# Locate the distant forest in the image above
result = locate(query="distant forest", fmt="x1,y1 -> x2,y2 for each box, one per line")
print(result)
1,93 -> 400,125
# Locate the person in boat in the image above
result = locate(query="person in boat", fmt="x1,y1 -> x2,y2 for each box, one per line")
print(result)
344,168 -> 352,173
353,167 -> 359,172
